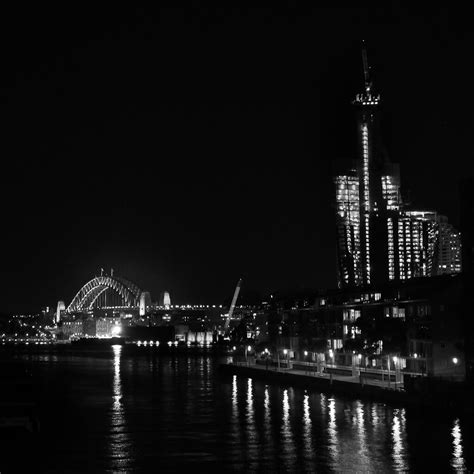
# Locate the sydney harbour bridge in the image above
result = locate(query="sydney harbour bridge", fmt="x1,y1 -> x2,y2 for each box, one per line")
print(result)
56,271 -> 234,327
58,272 -> 161,319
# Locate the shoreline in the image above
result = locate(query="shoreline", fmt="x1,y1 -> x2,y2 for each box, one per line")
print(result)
219,362 -> 474,415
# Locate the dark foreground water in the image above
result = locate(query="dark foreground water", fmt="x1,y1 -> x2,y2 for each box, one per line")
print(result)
3,345 -> 473,472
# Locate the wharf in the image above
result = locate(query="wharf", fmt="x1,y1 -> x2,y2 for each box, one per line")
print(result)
219,361 -> 474,414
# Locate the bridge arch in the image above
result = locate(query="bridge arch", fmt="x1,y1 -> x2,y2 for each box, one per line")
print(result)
66,276 -> 142,313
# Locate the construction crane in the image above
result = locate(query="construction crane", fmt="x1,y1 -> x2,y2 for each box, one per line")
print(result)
361,40 -> 372,93
224,278 -> 242,332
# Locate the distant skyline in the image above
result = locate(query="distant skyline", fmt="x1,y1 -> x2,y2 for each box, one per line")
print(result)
0,5 -> 473,312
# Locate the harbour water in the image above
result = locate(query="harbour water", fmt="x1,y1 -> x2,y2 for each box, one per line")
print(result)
3,346 -> 472,472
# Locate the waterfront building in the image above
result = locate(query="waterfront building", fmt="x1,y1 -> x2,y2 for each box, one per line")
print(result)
60,320 -> 83,339
96,316 -> 122,338
267,276 -> 467,381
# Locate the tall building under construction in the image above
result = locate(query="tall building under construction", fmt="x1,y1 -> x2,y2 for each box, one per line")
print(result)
335,44 -> 461,288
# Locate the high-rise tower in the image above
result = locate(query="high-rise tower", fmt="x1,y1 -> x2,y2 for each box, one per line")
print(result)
336,43 -> 400,287
334,44 -> 460,288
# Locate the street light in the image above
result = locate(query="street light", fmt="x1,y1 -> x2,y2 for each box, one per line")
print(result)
245,345 -> 252,366
453,357 -> 459,364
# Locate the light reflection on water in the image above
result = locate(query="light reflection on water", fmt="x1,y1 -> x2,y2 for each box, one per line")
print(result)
19,351 -> 472,472
263,385 -> 275,468
246,378 -> 259,471
108,345 -> 133,471
327,397 -> 339,468
392,408 -> 408,472
303,392 -> 314,470
355,400 -> 370,469
451,418 -> 466,471
280,388 -> 296,470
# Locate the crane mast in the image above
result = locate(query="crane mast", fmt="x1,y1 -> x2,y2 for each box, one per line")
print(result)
225,278 -> 242,332
361,40 -> 371,93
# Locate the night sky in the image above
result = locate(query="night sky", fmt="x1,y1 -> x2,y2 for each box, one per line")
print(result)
1,5 -> 473,313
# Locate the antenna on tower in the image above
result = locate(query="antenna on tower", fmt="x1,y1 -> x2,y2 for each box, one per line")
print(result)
361,40 -> 372,93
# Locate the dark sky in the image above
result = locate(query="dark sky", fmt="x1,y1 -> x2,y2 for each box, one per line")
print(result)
0,5 -> 473,312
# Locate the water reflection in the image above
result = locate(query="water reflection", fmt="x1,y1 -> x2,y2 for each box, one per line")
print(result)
246,378 -> 255,429
246,378 -> 259,470
231,375 -> 240,449
327,398 -> 339,466
355,401 -> 369,467
371,404 -> 379,426
112,345 -> 122,409
451,418 -> 466,471
25,352 -> 472,472
232,375 -> 238,418
303,392 -> 314,468
108,345 -> 132,470
391,408 -> 407,471
280,389 -> 295,468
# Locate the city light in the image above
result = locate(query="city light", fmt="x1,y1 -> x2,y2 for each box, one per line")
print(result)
283,349 -> 288,355
453,357 -> 459,364
304,351 -> 308,356
111,325 -> 121,336
393,356 -> 398,363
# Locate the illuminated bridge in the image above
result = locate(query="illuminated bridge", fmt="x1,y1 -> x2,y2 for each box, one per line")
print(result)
66,275 -> 144,313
